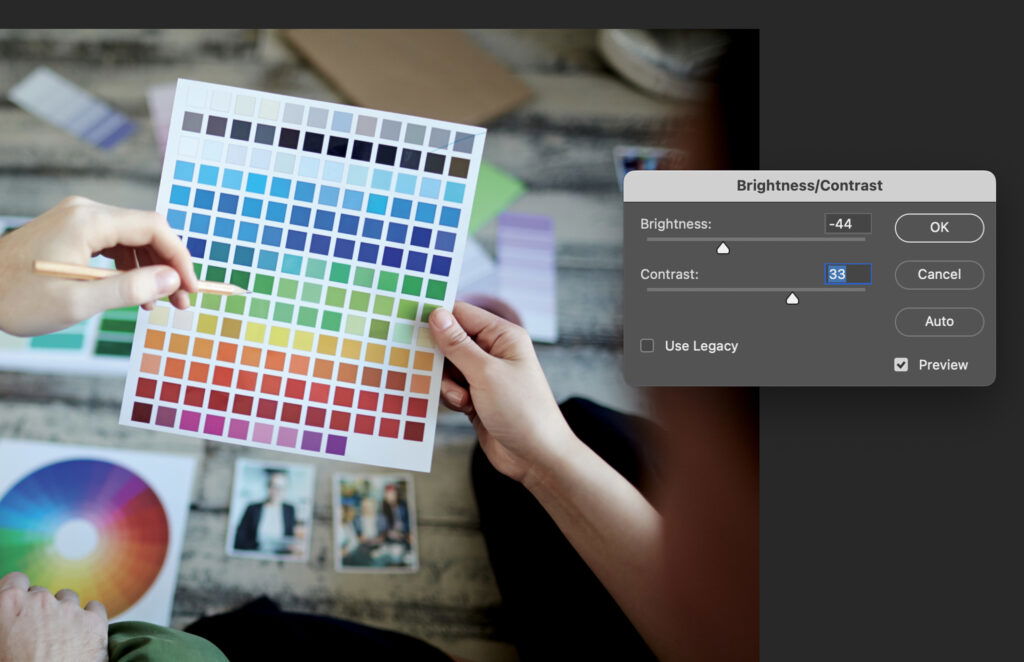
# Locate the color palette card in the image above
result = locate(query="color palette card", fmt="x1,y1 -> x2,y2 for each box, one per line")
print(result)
120,80 -> 486,473
7,67 -> 136,150
0,217 -> 138,374
497,213 -> 558,343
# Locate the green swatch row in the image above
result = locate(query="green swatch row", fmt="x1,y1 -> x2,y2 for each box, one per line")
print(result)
198,290 -> 439,330
201,262 -> 447,302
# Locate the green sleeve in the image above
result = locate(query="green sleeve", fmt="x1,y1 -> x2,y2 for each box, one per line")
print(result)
108,621 -> 228,662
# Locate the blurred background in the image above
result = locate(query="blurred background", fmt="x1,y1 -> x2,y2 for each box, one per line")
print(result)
0,29 -> 736,660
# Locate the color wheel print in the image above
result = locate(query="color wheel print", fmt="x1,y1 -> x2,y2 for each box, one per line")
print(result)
0,459 -> 169,617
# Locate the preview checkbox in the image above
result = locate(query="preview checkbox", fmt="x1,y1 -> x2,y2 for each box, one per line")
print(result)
893,357 -> 909,372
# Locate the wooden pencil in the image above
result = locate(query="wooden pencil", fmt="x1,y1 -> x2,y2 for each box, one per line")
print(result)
33,260 -> 247,296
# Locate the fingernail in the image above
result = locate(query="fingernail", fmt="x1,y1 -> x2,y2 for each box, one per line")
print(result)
445,389 -> 462,405
431,308 -> 454,330
155,268 -> 180,295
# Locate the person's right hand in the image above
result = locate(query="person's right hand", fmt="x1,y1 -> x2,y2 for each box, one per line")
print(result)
0,196 -> 198,337
429,302 -> 580,485
0,571 -> 108,662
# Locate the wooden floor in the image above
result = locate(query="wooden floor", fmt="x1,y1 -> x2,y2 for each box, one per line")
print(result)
0,29 -> 677,660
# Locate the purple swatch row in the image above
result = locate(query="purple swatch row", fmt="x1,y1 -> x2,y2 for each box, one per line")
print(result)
130,401 -> 347,456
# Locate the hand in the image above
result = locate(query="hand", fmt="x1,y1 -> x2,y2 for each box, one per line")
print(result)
0,196 -> 199,337
0,572 -> 108,662
429,302 -> 579,484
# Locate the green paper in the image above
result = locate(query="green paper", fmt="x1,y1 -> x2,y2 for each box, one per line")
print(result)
469,161 -> 525,234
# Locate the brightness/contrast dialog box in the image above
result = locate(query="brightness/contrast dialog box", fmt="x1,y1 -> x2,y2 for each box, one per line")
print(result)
623,171 -> 996,386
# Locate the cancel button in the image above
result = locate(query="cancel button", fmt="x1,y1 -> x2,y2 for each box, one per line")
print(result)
895,260 -> 984,290
895,307 -> 985,337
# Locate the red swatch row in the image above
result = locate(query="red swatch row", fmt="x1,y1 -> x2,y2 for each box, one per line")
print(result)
134,377 -> 428,440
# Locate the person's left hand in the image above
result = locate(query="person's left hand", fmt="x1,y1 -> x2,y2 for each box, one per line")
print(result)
0,196 -> 198,337
0,571 -> 108,662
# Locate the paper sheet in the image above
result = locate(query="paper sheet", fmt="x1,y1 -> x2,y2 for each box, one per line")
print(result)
146,82 -> 177,157
119,80 -> 486,473
0,439 -> 196,625
469,161 -> 525,234
456,237 -> 498,296
496,213 -> 558,343
7,67 -> 135,149
283,29 -> 531,126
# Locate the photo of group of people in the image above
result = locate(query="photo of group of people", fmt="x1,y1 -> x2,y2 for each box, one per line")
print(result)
332,473 -> 418,572
226,459 -> 314,562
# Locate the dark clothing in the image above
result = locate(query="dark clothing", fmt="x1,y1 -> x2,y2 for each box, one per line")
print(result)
384,502 -> 411,536
233,502 -> 296,551
185,597 -> 451,661
471,397 -> 659,660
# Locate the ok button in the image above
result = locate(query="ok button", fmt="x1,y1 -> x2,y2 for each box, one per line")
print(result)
895,307 -> 985,337
895,213 -> 985,243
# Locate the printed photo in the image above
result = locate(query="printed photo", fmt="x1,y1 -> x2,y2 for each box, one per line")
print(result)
226,458 -> 315,562
332,473 -> 417,572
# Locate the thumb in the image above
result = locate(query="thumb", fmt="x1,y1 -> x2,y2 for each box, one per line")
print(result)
79,265 -> 181,311
429,307 -> 493,378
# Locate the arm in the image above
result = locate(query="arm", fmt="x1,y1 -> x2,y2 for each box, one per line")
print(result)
428,303 -> 674,657
524,434 -> 669,653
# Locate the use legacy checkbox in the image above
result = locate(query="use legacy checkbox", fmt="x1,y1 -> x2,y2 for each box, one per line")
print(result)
893,357 -> 909,373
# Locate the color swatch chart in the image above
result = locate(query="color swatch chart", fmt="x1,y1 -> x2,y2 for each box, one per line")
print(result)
0,218 -> 138,374
119,80 -> 485,472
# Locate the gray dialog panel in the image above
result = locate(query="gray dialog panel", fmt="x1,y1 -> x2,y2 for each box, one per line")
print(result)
623,171 -> 996,386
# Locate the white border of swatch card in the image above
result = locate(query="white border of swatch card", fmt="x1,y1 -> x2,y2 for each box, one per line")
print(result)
119,80 -> 486,473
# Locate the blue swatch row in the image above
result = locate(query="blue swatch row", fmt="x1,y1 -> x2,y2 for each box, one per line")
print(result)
168,209 -> 456,251
173,208 -> 455,277
171,160 -> 464,227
